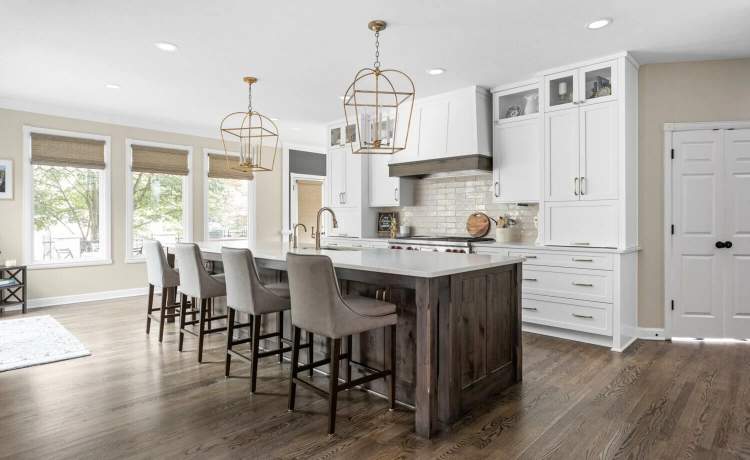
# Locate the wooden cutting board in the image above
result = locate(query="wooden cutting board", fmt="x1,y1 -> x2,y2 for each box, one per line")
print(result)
466,212 -> 491,237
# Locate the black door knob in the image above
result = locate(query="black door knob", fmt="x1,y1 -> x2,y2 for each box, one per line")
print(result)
716,241 -> 726,249
725,241 -> 733,248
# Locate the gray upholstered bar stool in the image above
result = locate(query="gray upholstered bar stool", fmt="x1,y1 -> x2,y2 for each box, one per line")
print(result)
222,247 -> 314,393
174,243 -> 228,363
286,253 -> 397,435
142,239 -> 182,342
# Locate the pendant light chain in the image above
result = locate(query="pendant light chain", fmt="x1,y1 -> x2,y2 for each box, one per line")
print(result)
247,82 -> 253,113
373,29 -> 381,69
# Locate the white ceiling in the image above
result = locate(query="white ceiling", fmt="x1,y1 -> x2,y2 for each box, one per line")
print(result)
1,0 -> 749,138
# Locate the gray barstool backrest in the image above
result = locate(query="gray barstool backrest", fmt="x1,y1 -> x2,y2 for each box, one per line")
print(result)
286,253 -> 346,337
174,243 -> 225,299
222,247 -> 286,315
142,239 -> 179,288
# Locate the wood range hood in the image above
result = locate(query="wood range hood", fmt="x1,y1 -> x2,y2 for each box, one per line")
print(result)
389,154 -> 492,178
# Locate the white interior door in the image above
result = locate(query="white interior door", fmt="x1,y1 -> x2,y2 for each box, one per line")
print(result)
723,129 -> 750,338
670,129 -> 725,338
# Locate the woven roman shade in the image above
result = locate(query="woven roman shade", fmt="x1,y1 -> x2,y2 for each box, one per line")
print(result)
30,133 -> 106,169
207,153 -> 253,180
131,144 -> 189,176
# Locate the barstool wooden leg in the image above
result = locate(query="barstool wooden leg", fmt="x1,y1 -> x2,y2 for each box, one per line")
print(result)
328,338 -> 341,435
225,307 -> 236,377
250,314 -> 262,393
146,284 -> 155,334
197,298 -> 207,363
178,294 -> 187,351
158,287 -> 168,342
389,325 -> 396,410
191,297 -> 197,323
346,335 -> 353,386
288,326 -> 301,411
307,332 -> 314,378
277,311 -> 284,363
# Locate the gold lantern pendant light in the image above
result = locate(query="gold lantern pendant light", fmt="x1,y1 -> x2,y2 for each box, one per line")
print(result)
220,76 -> 280,178
344,20 -> 415,154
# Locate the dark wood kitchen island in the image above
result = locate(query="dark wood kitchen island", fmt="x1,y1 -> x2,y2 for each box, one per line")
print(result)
181,241 -> 524,438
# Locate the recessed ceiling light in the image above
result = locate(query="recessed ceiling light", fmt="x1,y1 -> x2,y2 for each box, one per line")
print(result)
154,41 -> 178,52
426,68 -> 445,76
105,83 -> 120,89
586,18 -> 612,30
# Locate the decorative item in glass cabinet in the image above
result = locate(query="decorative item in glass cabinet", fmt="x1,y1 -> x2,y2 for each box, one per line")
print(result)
219,76 -> 280,177
557,81 -> 571,104
505,105 -> 522,118
523,93 -> 538,115
343,20 -> 415,154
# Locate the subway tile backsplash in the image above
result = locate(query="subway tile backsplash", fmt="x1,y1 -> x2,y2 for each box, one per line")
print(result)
380,173 -> 539,241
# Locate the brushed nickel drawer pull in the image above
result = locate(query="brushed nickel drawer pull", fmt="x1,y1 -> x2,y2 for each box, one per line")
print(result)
523,278 -> 538,282
524,255 -> 538,259
522,307 -> 538,312
572,313 -> 594,319
572,282 -> 594,287
572,258 -> 594,262
572,242 -> 591,246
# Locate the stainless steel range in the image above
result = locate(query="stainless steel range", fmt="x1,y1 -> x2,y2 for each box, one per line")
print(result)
388,236 -> 495,253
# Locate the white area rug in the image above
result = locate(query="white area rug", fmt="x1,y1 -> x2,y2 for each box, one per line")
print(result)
0,315 -> 90,372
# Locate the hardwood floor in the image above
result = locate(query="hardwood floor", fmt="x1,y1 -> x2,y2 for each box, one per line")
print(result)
1,297 -> 749,459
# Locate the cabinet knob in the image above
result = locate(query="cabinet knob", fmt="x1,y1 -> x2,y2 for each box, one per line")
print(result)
716,241 -> 733,249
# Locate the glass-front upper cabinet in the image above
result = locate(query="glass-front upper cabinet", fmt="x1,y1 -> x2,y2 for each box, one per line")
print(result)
345,123 -> 357,144
494,82 -> 540,123
544,60 -> 617,111
329,125 -> 343,148
545,70 -> 577,111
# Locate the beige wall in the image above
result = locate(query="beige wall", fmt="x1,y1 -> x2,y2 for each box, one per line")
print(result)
638,58 -> 750,327
0,107 -> 282,300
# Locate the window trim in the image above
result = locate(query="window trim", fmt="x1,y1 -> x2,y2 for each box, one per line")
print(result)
202,148 -> 256,243
22,126 -> 112,269
125,138 -> 193,263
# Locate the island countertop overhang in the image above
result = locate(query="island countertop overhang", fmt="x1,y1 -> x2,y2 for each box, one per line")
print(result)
185,240 -> 524,278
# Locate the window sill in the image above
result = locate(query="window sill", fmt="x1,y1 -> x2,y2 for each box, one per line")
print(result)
28,259 -> 113,270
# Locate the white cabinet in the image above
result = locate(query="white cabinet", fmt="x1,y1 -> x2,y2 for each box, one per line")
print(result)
329,148 -> 347,206
491,82 -> 540,203
368,154 -> 414,207
329,122 -> 357,148
544,201 -> 618,248
579,102 -> 618,200
544,60 -> 616,112
390,86 -> 491,165
544,101 -> 618,202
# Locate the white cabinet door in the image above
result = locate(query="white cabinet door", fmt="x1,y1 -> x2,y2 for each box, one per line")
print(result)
670,130 -> 725,338
544,69 -> 578,112
722,129 -> 750,339
343,152 -> 362,208
417,100 -> 449,158
493,118 -> 540,203
545,108 -> 580,202
369,154 -> 399,207
579,101 -> 618,200
446,92 -> 475,156
544,202 -> 618,248
578,60 -> 617,106
328,149 -> 347,206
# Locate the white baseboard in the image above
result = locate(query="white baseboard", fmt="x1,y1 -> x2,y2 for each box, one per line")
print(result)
17,287 -> 149,310
638,327 -> 667,340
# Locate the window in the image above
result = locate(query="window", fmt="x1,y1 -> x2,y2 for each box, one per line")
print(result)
204,150 -> 255,241
126,140 -> 192,260
23,127 -> 111,267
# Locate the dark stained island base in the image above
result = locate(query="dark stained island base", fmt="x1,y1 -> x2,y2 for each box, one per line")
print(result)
179,241 -> 524,438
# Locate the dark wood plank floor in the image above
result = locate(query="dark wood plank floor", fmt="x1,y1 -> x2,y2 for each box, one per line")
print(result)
1,297 -> 749,460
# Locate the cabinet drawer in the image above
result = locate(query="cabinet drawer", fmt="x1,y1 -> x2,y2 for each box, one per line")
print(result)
509,250 -> 613,270
521,266 -> 613,303
521,295 -> 612,336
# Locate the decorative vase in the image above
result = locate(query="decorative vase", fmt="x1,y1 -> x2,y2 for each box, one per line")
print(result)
523,93 -> 538,115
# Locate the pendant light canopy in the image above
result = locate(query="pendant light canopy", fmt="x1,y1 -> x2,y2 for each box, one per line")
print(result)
343,20 -> 415,154
220,76 -> 279,177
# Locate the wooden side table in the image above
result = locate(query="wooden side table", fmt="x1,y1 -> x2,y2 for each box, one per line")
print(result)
0,266 -> 27,314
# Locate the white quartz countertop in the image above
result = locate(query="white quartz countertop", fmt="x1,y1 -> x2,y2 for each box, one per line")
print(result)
189,240 -> 524,278
472,240 -> 639,254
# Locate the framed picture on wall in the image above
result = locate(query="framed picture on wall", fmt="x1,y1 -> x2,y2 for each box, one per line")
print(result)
0,159 -> 12,200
